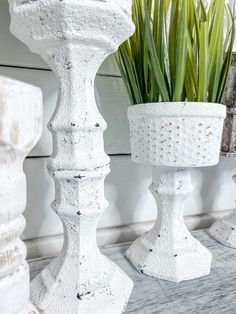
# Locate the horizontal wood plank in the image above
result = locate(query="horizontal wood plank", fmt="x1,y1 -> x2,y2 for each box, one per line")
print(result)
0,1 -> 120,76
0,66 -> 130,156
23,156 -> 236,241
25,211 -> 232,259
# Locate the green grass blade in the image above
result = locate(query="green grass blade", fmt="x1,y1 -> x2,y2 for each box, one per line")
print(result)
169,0 -> 179,92
198,21 -> 208,101
173,0 -> 188,101
144,1 -> 170,102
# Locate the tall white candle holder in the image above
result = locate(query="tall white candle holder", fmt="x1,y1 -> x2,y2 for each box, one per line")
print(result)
8,0 -> 134,313
0,76 -> 42,314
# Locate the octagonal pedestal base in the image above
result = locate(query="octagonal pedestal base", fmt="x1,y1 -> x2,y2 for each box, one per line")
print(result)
126,234 -> 212,283
126,168 -> 212,282
209,212 -> 236,248
31,255 -> 133,314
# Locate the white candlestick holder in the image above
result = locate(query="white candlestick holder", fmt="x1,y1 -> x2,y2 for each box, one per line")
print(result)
8,0 -> 134,313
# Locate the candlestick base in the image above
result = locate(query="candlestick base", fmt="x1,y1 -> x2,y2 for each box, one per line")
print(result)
31,255 -> 133,314
209,212 -> 236,248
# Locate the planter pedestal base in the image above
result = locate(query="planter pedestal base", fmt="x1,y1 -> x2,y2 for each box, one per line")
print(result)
126,168 -> 212,282
126,232 -> 212,283
209,212 -> 236,248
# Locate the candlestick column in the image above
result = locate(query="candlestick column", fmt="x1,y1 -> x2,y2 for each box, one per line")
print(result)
8,1 -> 134,313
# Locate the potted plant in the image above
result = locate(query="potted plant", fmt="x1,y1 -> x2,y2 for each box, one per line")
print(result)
116,0 -> 235,282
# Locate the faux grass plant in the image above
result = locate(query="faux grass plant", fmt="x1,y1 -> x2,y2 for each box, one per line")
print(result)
116,0 -> 235,105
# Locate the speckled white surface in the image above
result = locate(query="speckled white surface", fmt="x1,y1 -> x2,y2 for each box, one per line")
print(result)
127,102 -> 226,282
0,76 -> 42,314
8,0 -> 134,313
126,168 -> 212,282
128,102 -> 226,167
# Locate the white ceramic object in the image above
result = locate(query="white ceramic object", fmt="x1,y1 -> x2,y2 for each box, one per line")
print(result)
0,76 -> 42,314
209,173 -> 236,248
8,1 -> 134,313
127,102 -> 226,282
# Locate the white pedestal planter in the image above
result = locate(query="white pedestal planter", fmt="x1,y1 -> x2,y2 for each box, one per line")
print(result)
209,173 -> 236,248
0,76 -> 42,314
8,1 -> 134,313
127,102 -> 226,282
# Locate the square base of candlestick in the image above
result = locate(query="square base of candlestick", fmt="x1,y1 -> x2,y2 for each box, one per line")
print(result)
209,213 -> 236,248
126,235 -> 212,283
31,257 -> 133,314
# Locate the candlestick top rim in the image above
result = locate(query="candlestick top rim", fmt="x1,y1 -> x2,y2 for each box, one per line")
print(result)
8,0 -> 132,16
8,0 -> 134,53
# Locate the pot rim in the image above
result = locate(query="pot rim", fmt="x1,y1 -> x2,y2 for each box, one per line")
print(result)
128,101 -> 226,119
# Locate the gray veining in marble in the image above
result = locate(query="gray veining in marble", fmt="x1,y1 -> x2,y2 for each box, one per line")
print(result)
29,230 -> 236,314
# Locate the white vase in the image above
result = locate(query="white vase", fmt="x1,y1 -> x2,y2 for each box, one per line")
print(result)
8,0 -> 134,313
126,102 -> 226,282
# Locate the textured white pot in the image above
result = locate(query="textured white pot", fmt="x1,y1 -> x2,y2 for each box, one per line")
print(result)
8,0 -> 134,313
0,76 -> 43,314
127,102 -> 226,282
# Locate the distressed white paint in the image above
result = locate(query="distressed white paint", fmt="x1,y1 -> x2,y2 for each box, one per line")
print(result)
0,76 -> 42,313
8,0 -> 134,313
1,70 -> 235,255
126,102 -> 226,282
1,0 -> 236,264
209,169 -> 236,248
0,0 -> 120,75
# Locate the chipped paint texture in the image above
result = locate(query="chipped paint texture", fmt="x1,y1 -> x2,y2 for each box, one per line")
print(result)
0,76 -> 42,313
127,102 -> 226,282
8,0 -> 134,313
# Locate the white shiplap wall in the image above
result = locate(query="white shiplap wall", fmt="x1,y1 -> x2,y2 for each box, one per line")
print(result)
1,1 -> 236,258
